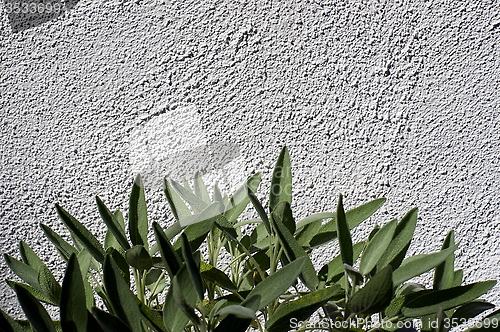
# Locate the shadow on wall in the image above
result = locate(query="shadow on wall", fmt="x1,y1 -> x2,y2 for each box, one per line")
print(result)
3,0 -> 79,33
129,105 -> 241,191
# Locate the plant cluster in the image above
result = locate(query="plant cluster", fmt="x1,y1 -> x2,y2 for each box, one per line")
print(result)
1,147 -> 498,332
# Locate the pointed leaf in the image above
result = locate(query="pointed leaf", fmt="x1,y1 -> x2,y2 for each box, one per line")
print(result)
96,196 -> 130,251
137,300 -> 167,332
269,146 -> 292,212
153,222 -> 182,278
318,242 -> 364,285
181,233 -> 204,301
171,275 -> 200,326
194,171 -> 211,204
40,223 -> 79,263
216,305 -> 256,319
19,241 -> 45,272
55,204 -> 105,264
92,307 -> 132,332
60,254 -> 87,332
200,261 -> 238,292
377,207 -> 418,270
0,308 -> 25,332
336,194 -> 353,266
125,245 -> 152,271
451,301 -> 496,321
359,218 -> 398,275
6,280 -> 56,306
245,256 -> 306,310
402,281 -> 496,317
214,295 -> 261,332
348,265 -> 393,315
171,179 -> 207,213
465,307 -> 500,331
296,212 -> 335,231
106,248 -> 130,286
129,174 -> 149,249
103,255 -> 143,332
173,210 -> 219,253
246,186 -> 272,236
433,230 -> 455,290
4,254 -> 40,289
163,178 -> 191,221
393,245 -> 458,286
271,202 -> 318,290
453,269 -> 464,287
38,265 -> 61,305
266,285 -> 344,332
224,172 -> 261,224
14,284 -> 56,332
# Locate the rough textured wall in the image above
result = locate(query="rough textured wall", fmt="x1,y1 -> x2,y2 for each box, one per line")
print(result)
1,0 -> 499,318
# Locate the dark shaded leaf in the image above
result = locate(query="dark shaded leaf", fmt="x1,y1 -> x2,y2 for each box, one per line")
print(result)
224,173 -> 261,224
336,194 -> 353,266
152,222 -> 182,278
129,174 -> 149,249
14,284 -> 56,332
348,265 -> 393,315
269,146 -> 292,212
433,230 -> 455,290
40,223 -> 79,263
451,301 -> 495,321
96,196 -> 130,251
171,275 -> 200,326
4,254 -> 40,289
60,254 -> 87,332
6,280 -> 56,306
246,186 -> 272,236
0,308 -> 25,332
125,245 -> 152,271
38,265 -> 61,306
91,307 -> 132,332
181,233 -> 204,301
214,295 -> 261,332
19,241 -> 45,272
106,248 -> 130,286
200,261 -> 238,292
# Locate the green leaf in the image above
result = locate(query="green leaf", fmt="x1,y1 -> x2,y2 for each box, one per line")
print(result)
451,301 -> 496,321
181,233 -> 204,301
171,179 -> 208,213
38,265 -> 61,306
348,265 -> 393,315
224,172 -> 261,224
214,184 -> 224,205
0,308 -> 26,332
4,254 -> 41,289
377,207 -> 418,270
14,283 -> 56,332
200,261 -> 238,292
6,280 -> 57,306
245,256 -> 306,310
453,269 -> 464,287
465,308 -> 500,331
433,230 -> 455,290
213,295 -> 261,332
402,281 -> 496,317
385,289 -> 435,318
152,222 -> 182,278
55,204 -> 105,264
19,241 -> 45,272
266,285 -> 344,332
125,245 -> 152,271
271,202 -> 318,290
163,264 -> 198,332
336,194 -> 353,266
216,305 -> 256,319
310,197 -> 386,248
393,245 -> 458,286
246,186 -> 272,236
171,275 -> 201,326
173,210 -> 219,253
103,255 -> 143,332
40,223 -> 79,263
129,174 -> 149,249
96,196 -> 130,251
60,254 -> 88,332
296,212 -> 335,231
359,218 -> 398,275
269,146 -> 292,212
106,248 -> 130,286
318,242 -> 364,285
193,171 -> 211,204
163,177 -> 191,221
295,220 -> 323,247
92,307 -> 132,332
137,300 -> 167,332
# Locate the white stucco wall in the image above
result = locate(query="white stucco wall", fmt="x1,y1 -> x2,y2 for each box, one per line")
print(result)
1,0 -> 499,319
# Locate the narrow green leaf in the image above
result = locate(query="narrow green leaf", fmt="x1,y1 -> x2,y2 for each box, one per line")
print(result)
60,254 -> 87,332
14,284 -> 56,332
96,196 -> 130,251
216,305 -> 256,319
269,146 -> 292,212
4,254 -> 41,289
40,223 -> 79,263
179,202 -> 222,228
152,222 -> 182,278
453,269 -> 464,287
105,248 -> 130,286
92,307 -> 132,332
173,210 -> 219,253
271,202 -> 318,290
19,241 -> 45,272
393,245 -> 458,286
181,233 -> 204,301
214,184 -> 224,207
402,281 -> 496,317
0,308 -> 26,332
55,204 -> 105,264
434,230 -> 455,290
272,200 -> 296,235
163,177 -> 191,221
359,218 -> 398,275
266,285 -> 343,332
245,256 -> 306,310
451,301 -> 496,321
129,174 -> 149,249
171,275 -> 201,326
224,172 -> 261,224
214,295 -> 261,332
194,171 -> 211,204
296,212 -> 335,231
318,242 -> 364,285
200,261 -> 238,292
385,289 -> 435,318
103,255 -> 143,332
348,265 -> 393,315
377,207 -> 418,270
125,245 -> 152,271
6,280 -> 56,306
163,264 -> 198,332
310,197 -> 386,248
295,220 -> 323,247
246,186 -> 272,236
137,300 -> 167,332
336,194 -> 353,266
465,308 -> 500,331
38,265 -> 61,306
171,179 -> 208,213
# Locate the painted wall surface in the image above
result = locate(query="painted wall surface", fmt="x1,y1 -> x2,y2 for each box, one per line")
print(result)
1,0 -> 499,319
